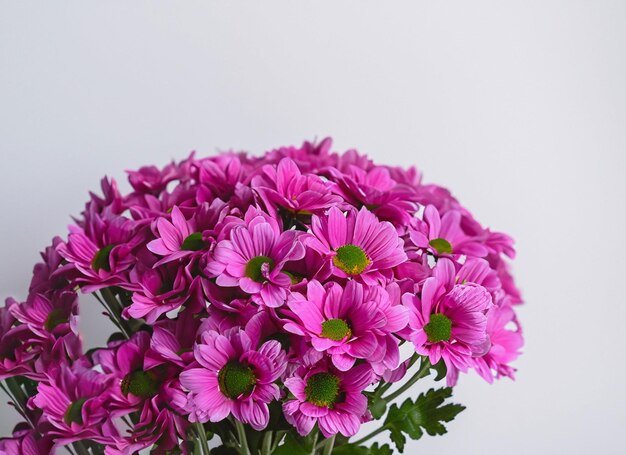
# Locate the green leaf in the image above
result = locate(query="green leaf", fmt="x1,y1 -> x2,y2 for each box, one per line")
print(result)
210,447 -> 239,455
333,446 -> 370,455
333,443 -> 394,455
430,359 -> 448,382
370,443 -> 394,455
273,432 -> 316,455
384,387 -> 465,453
370,396 -> 388,420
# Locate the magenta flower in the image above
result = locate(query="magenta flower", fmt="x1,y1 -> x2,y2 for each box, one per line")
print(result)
180,328 -> 287,430
284,280 -> 408,373
329,164 -> 418,226
403,258 -> 493,374
309,207 -> 407,285
409,205 -> 489,257
9,291 -> 77,340
207,213 -> 307,307
147,206 -> 209,266
0,138 -> 523,451
124,262 -> 202,324
0,425 -> 53,455
253,158 -> 343,215
471,305 -> 523,383
31,365 -> 119,446
283,350 -> 373,438
57,210 -> 145,291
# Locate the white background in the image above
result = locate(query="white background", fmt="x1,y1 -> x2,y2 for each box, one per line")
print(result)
1,2 -> 625,454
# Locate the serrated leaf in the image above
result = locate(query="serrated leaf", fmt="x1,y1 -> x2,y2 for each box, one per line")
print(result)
370,396 -> 388,420
333,442 -> 394,455
430,359 -> 447,381
273,432 -> 315,455
333,445 -> 371,455
384,387 -> 465,453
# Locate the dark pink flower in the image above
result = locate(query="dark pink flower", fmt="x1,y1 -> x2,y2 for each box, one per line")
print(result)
31,365 -> 119,446
409,205 -> 489,257
253,158 -> 343,215
309,207 -> 407,285
403,258 -> 493,374
57,210 -> 146,292
284,280 -> 408,374
283,350 -> 373,438
207,212 -> 307,307
180,328 -> 286,430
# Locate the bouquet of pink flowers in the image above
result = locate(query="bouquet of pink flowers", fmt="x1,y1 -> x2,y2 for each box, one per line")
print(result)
0,139 -> 523,454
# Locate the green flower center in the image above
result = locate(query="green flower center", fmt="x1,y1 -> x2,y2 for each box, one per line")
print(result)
64,397 -> 87,425
92,244 -> 114,272
429,238 -> 453,255
305,373 -> 340,408
121,370 -> 160,399
44,308 -> 68,331
321,319 -> 352,341
245,256 -> 275,283
424,313 -> 452,343
181,232 -> 206,251
218,362 -> 257,399
333,244 -> 371,275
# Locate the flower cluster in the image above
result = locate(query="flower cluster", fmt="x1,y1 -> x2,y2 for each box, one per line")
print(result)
0,138 -> 523,454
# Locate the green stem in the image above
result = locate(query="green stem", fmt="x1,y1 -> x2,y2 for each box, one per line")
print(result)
383,358 -> 431,403
97,288 -> 131,339
72,441 -> 90,455
309,431 -> 318,455
261,431 -> 273,455
1,379 -> 35,428
322,435 -> 335,455
271,430 -> 287,451
195,422 -> 210,455
234,419 -> 250,455
350,425 -> 389,447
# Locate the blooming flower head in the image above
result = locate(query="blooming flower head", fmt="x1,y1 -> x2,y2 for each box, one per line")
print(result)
0,138 -> 523,451
207,210 -> 307,307
471,305 -> 523,383
9,291 -> 78,340
403,258 -> 493,374
0,425 -> 53,455
310,207 -> 407,285
409,205 -> 489,257
180,327 -> 287,430
253,157 -> 343,216
328,164 -> 419,227
57,209 -> 146,291
283,350 -> 373,438
31,365 -> 119,446
147,206 -> 209,266
284,280 -> 408,373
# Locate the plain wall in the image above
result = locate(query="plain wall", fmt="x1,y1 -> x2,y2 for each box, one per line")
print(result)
1,1 -> 625,453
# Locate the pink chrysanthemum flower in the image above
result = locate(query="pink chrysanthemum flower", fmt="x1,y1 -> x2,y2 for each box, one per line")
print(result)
253,158 -> 344,216
409,205 -> 489,257
31,365 -> 119,447
147,206 -> 209,266
57,210 -> 146,291
9,291 -> 77,339
0,425 -> 53,455
123,262 -> 202,324
284,280 -> 408,373
283,350 -> 373,438
471,305 -> 523,383
309,207 -> 407,285
180,328 -> 287,430
328,164 -> 418,227
207,212 -> 307,307
403,258 -> 493,374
